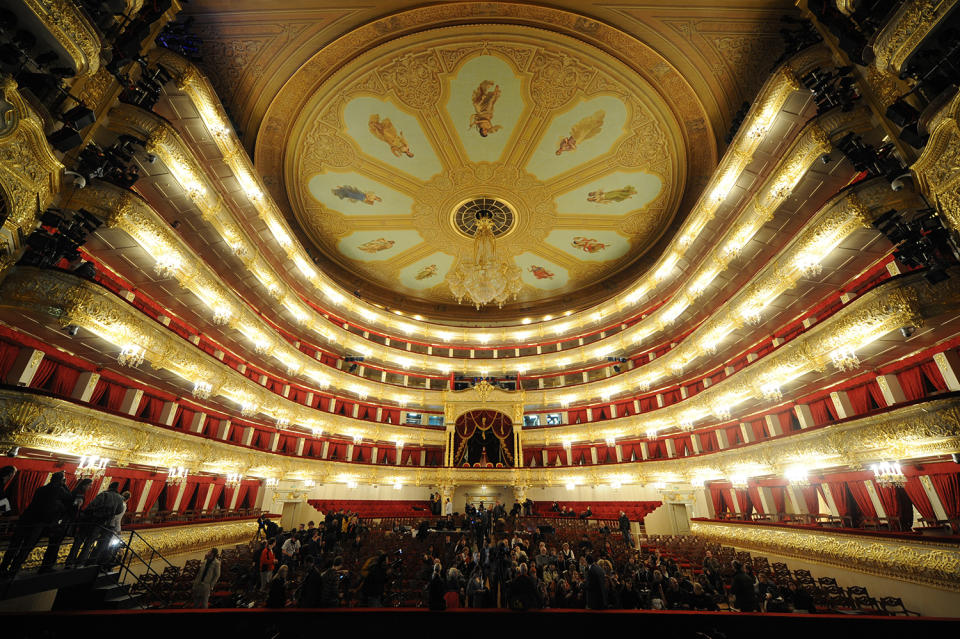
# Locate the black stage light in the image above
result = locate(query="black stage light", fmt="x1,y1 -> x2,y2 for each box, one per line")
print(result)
61,105 -> 96,129
47,126 -> 84,152
885,100 -> 920,128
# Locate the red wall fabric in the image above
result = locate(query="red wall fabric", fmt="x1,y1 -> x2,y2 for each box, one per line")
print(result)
709,484 -> 727,515
748,486 -> 764,514
903,476 -> 935,522
847,480 -> 877,519
28,359 -> 56,389
874,482 -> 899,519
920,361 -> 947,392
800,485 -> 820,515
9,470 -> 49,513
822,481 -> 849,516
734,488 -> 752,515
50,363 -> 80,396
140,478 -> 167,514
929,473 -> 960,519
897,368 -> 925,401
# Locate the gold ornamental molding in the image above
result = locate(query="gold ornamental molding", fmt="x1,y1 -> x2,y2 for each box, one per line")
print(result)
0,75 -> 63,271
100,97 -> 873,406
132,519 -> 259,558
0,266 -> 445,447
137,43 -> 832,346
1,263 -> 955,448
1,388 -> 958,489
23,0 -> 102,77
912,89 -> 960,232
873,0 -> 958,75
690,520 -> 960,592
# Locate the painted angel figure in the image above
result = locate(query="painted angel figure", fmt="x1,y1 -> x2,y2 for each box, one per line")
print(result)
368,114 -> 414,157
331,184 -> 382,205
468,80 -> 503,137
556,110 -> 605,155
586,185 -> 637,204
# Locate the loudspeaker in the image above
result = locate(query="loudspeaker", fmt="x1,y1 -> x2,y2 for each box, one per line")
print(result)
61,105 -> 95,129
46,126 -> 83,152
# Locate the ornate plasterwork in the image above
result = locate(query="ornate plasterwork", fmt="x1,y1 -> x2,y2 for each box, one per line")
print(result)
912,89 -> 960,233
690,521 -> 960,592
873,0 -> 958,74
22,0 -> 102,77
443,380 -> 525,425
251,2 -> 717,319
284,25 -> 682,307
100,91 -> 872,390
1,261 -> 952,445
1,388 -> 958,489
0,76 -> 63,272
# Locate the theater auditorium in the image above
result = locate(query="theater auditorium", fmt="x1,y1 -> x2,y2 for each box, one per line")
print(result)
0,0 -> 959,634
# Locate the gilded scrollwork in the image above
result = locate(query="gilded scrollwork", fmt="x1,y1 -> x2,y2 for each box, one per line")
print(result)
912,89 -> 960,233
22,0 -> 102,77
690,521 -> 960,591
873,0 -> 958,74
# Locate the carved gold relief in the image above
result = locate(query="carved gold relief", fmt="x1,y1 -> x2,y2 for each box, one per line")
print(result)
912,90 -> 960,232
873,0 -> 958,75
691,520 -> 960,592
22,0 -> 101,77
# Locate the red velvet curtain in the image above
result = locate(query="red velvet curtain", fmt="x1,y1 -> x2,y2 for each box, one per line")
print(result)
89,379 -> 108,405
748,486 -> 764,514
865,381 -> 888,408
903,476 -> 936,521
897,368 -> 926,401
163,483 -> 181,512
847,385 -> 871,415
126,478 -> 149,513
801,485 -> 820,515
51,364 -> 80,396
822,481 -> 850,516
929,473 -> 960,519
920,361 -> 947,392
234,485 -> 249,511
874,482 -> 899,518
28,359 -> 56,389
222,485 -> 237,511
9,470 -> 49,513
245,483 -> 260,510
734,488 -> 752,515
770,486 -> 786,515
177,481 -> 199,514
0,342 -> 19,378
709,484 -> 727,516
847,480 -> 877,518
809,399 -> 833,425
141,479 -> 167,514
207,482 -> 225,511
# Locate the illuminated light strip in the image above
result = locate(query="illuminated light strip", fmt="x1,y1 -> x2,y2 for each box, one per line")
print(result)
146,45 -> 830,345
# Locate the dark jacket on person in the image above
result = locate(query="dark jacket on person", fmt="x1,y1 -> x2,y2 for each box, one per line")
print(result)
298,567 -> 324,607
507,574 -> 540,610
21,481 -> 73,524
266,577 -> 287,607
428,573 -> 446,610
320,568 -> 341,607
585,562 -> 607,610
731,570 -> 757,611
82,488 -> 124,525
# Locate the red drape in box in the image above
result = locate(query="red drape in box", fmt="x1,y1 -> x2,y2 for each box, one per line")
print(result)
126,478 -> 149,513
822,481 -> 850,516
9,470 -> 49,513
866,381 -> 888,408
847,480 -> 877,518
709,484 -> 727,515
897,367 -> 926,401
163,483 -> 181,511
177,481 -> 199,513
801,485 -> 820,515
207,482 -> 225,510
929,473 -> 960,519
50,363 -> 80,396
734,488 -> 752,515
222,485 -> 237,510
770,486 -> 786,515
903,476 -> 936,522
234,484 -> 249,510
748,486 -> 764,514
847,385 -> 872,415
0,341 -> 19,378
874,482 -> 900,519
920,361 -> 947,392
245,483 -> 259,510
141,478 -> 167,514
28,358 -> 56,389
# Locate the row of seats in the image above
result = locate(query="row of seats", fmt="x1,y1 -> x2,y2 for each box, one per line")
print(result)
307,499 -> 434,518
533,500 -> 662,521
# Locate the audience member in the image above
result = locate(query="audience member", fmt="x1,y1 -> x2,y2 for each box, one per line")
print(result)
0,471 -> 73,577
192,547 -> 221,608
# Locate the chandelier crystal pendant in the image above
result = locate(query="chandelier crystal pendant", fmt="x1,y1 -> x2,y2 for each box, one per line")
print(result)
447,209 -> 523,309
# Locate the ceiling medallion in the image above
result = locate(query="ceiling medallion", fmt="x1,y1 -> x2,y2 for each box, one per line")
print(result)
447,205 -> 523,309
453,197 -> 515,238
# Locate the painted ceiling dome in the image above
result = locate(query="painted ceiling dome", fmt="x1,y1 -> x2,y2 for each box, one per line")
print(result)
279,24 -> 692,320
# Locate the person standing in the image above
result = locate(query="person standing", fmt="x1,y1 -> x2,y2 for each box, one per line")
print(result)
0,471 -> 73,577
281,533 -> 300,570
191,547 -> 221,608
443,498 -> 453,517
40,478 -> 92,572
266,564 -> 288,607
297,556 -> 323,607
259,540 -> 276,591
92,490 -> 130,568
0,465 -> 16,516
320,557 -> 344,607
585,555 -> 607,610
618,511 -> 632,547
66,481 -> 124,567
731,561 -> 757,612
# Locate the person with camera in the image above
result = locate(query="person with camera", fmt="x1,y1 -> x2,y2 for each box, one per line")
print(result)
320,556 -> 346,607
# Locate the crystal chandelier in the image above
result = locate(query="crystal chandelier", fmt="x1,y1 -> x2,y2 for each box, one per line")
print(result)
76,455 -> 108,479
167,466 -> 189,485
870,461 -> 906,487
225,472 -> 243,488
447,210 -> 522,309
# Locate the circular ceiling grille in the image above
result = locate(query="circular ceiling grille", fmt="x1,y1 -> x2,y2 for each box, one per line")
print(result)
454,197 -> 515,237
